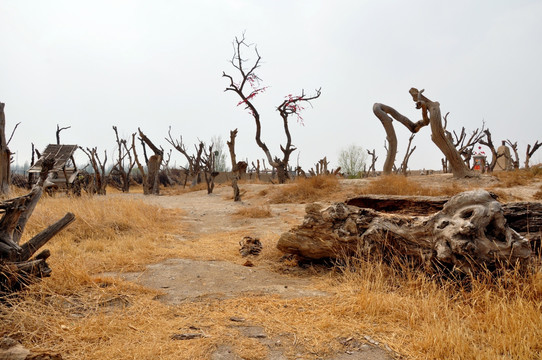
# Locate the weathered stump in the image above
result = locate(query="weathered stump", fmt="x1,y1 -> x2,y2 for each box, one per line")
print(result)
278,190 -> 535,274
0,160 -> 75,293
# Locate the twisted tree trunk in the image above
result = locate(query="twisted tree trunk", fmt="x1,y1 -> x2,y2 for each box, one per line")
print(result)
278,190 -> 534,275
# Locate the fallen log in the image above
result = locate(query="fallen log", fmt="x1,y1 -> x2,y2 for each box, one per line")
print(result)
345,193 -> 542,236
278,190 -> 534,274
0,159 -> 75,293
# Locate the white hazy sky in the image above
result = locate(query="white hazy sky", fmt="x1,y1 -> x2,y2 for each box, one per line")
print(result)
1,0 -> 541,172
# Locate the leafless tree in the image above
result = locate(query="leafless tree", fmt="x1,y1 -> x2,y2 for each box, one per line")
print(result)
374,89 -> 472,178
367,149 -> 378,177
0,102 -> 11,194
227,129 -> 241,201
222,34 -> 321,183
448,120 -> 485,168
505,139 -> 520,169
134,128 -> 163,195
525,141 -> 542,169
56,124 -> 71,145
399,134 -> 416,175
166,127 -> 204,187
79,147 -> 107,195
479,129 -> 503,172
201,143 -> 218,194
110,126 -> 136,192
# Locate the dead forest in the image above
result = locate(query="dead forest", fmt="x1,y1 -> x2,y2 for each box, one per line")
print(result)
1,37 -> 542,360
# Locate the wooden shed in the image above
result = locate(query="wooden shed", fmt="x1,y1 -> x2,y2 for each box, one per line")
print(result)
28,144 -> 79,188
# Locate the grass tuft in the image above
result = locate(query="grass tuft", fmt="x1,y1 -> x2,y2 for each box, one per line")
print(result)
269,175 -> 340,203
232,205 -> 272,218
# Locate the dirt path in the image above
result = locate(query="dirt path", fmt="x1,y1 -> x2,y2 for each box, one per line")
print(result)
113,184 -> 395,360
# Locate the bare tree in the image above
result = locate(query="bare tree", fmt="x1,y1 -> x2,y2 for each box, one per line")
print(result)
79,147 -> 107,195
222,34 -> 321,183
56,124 -> 71,145
374,89 -> 472,178
166,128 -> 204,187
136,128 -> 163,195
448,120 -> 485,168
505,139 -> 520,169
399,134 -> 416,175
0,102 -> 11,194
110,126 -> 136,192
525,141 -> 542,169
227,129 -> 241,201
201,143 -> 218,194
479,129 -> 503,172
366,149 -> 378,177
372,103 -> 428,174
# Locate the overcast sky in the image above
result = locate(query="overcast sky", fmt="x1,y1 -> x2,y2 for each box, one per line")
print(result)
1,0 -> 541,172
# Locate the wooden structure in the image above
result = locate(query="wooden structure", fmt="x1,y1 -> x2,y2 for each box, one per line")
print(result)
28,144 -> 79,188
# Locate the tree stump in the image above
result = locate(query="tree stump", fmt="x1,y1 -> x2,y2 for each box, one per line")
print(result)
277,190 -> 534,274
0,160 -> 75,293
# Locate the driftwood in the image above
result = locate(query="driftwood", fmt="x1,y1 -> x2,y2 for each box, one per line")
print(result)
277,190 -> 535,274
0,160 -> 75,293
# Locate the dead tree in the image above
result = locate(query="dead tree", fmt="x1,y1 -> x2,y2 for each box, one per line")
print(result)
410,88 -> 473,177
313,157 -> 329,176
110,126 -> 136,192
227,129 -> 241,201
79,147 -> 107,195
251,160 -> 261,181
136,128 -> 163,195
56,124 -> 71,145
372,102 -> 428,174
505,139 -> 520,169
166,128 -> 204,187
399,134 -> 416,175
367,149 -> 378,176
277,190 -> 532,275
0,159 -> 75,293
222,34 -> 321,184
524,141 -> 541,169
479,129 -> 503,172
449,121 -> 485,168
201,143 -> 218,194
374,89 -> 473,178
0,102 -> 11,195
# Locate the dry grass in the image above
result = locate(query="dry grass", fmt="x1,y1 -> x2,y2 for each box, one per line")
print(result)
2,179 -> 542,359
268,175 -> 340,203
362,175 -> 466,197
493,168 -> 542,188
232,205 -> 272,218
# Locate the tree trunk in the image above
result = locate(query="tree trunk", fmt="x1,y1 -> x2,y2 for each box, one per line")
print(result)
0,102 -> 11,195
278,190 -> 534,275
227,129 -> 241,202
409,88 -> 473,178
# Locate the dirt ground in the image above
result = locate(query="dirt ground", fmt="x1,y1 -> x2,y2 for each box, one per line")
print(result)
108,174 -> 541,359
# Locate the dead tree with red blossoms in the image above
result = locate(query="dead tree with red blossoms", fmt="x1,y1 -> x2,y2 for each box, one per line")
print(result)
222,34 -> 321,184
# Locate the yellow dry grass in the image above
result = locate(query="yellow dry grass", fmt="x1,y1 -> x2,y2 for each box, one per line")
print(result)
2,177 -> 542,359
232,205 -> 272,218
362,174 -> 466,196
268,175 -> 340,203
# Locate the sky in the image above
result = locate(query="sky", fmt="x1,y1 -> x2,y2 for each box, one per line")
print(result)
1,0 -> 541,173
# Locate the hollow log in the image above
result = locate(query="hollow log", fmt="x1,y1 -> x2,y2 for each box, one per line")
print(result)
278,190 -> 533,274
345,194 -> 542,235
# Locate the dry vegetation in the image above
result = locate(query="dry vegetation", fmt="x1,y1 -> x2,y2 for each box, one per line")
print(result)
1,172 -> 542,359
